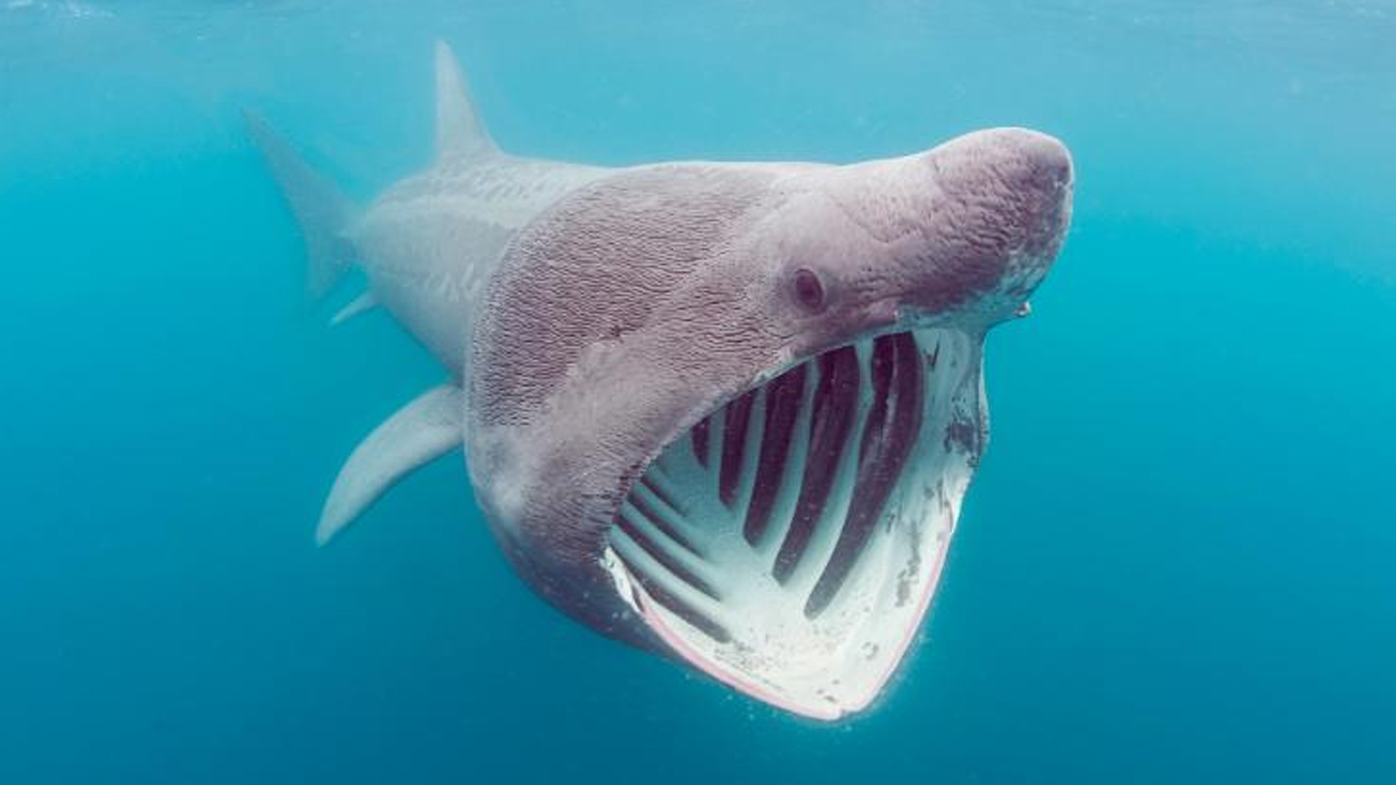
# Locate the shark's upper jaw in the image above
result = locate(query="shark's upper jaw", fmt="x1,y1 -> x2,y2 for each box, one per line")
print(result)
600,327 -> 985,720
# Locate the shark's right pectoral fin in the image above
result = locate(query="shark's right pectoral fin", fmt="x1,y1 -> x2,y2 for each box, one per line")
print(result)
317,384 -> 465,546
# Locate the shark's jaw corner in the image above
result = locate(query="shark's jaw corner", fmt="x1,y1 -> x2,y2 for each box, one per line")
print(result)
599,327 -> 985,721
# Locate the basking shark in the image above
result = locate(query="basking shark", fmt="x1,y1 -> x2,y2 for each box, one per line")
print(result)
249,42 -> 1073,720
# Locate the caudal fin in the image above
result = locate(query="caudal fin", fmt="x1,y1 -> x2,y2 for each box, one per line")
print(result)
243,110 -> 356,299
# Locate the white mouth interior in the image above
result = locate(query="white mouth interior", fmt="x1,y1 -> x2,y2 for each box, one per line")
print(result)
601,328 -> 984,720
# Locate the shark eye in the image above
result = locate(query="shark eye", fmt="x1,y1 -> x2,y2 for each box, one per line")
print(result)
792,268 -> 826,312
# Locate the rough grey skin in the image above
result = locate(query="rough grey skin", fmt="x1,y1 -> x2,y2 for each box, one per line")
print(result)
250,42 -> 1073,720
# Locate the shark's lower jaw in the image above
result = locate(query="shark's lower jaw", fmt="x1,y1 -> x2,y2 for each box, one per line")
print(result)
601,328 -> 984,721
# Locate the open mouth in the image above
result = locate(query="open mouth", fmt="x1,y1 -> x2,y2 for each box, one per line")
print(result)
601,327 -> 984,720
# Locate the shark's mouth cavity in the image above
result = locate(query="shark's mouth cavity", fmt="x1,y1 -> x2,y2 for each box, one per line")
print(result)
601,328 -> 983,720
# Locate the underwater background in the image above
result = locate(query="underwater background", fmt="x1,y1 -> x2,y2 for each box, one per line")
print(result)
2,1 -> 1395,783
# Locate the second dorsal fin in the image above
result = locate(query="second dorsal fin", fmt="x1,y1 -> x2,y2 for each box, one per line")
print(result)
435,40 -> 499,162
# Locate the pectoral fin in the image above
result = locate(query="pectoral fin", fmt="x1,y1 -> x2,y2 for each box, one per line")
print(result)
317,384 -> 464,546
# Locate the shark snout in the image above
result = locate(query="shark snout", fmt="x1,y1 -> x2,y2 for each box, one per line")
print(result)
906,127 -> 1074,322
941,127 -> 1073,257
996,128 -> 1073,260
997,127 -> 1073,188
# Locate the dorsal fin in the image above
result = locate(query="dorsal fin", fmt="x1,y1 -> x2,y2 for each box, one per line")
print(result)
435,40 -> 498,162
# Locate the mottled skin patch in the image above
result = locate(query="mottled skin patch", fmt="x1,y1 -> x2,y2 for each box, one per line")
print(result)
351,157 -> 606,373
474,165 -> 778,424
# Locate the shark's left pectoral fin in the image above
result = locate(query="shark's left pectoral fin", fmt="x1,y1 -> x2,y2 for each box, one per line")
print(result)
317,384 -> 465,546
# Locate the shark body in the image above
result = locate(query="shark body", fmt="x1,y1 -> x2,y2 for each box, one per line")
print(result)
250,42 -> 1074,720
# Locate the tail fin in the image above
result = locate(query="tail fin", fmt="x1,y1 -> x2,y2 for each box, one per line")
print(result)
243,110 -> 356,299
434,40 -> 500,162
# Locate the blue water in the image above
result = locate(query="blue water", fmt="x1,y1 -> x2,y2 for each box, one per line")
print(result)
3,2 -> 1394,783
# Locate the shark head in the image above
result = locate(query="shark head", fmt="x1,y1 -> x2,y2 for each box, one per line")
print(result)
466,127 -> 1073,720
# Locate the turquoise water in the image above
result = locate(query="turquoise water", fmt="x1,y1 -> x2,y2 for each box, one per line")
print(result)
3,1 -> 1395,782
